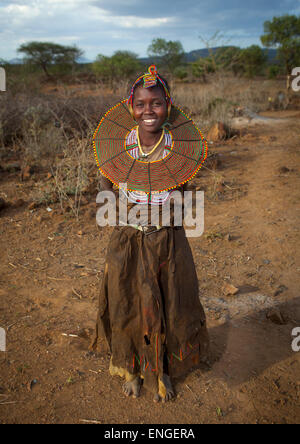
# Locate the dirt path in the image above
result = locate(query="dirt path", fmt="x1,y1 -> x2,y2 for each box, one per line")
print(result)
0,113 -> 299,424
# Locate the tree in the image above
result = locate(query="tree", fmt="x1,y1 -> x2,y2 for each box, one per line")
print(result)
147,38 -> 184,73
191,56 -> 216,82
239,45 -> 267,77
268,64 -> 281,79
199,31 -> 230,73
92,51 -> 141,84
215,46 -> 244,75
261,15 -> 300,82
17,42 -> 83,77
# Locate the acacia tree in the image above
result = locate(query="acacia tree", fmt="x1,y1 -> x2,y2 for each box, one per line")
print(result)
261,14 -> 300,85
147,38 -> 184,74
17,42 -> 83,77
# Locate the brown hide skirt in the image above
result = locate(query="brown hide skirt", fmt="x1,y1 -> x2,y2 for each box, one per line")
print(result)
90,224 -> 210,396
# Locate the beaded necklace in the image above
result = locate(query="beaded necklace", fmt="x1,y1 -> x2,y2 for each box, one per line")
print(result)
136,126 -> 165,159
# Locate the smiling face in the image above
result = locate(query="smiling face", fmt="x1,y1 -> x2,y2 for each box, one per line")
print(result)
132,85 -> 168,135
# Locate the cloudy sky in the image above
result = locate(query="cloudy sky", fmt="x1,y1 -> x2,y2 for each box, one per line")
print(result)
1,0 -> 299,61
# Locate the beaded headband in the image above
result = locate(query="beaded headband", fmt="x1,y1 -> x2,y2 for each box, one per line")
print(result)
127,65 -> 173,118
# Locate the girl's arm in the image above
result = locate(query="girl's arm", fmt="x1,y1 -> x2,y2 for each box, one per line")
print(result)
100,174 -> 114,191
181,182 -> 188,192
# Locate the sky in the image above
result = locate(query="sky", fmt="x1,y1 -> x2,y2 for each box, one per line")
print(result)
0,0 -> 300,61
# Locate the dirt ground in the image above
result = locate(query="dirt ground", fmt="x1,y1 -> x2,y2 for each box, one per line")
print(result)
0,110 -> 299,424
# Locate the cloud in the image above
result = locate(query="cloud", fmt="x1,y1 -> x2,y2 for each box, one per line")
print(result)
0,0 -> 298,60
99,14 -> 175,29
89,0 -> 292,20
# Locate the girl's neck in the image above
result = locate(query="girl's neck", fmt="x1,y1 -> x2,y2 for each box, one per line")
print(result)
138,126 -> 163,152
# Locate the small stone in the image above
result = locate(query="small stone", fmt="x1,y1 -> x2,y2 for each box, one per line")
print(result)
266,308 -> 287,325
273,285 -> 288,296
0,197 -> 8,211
278,166 -> 290,174
223,283 -> 239,296
207,122 -> 227,142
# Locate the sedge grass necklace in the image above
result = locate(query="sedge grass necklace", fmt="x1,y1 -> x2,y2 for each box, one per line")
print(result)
136,126 -> 164,159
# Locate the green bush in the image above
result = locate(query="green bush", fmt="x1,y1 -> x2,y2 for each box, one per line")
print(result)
173,66 -> 188,80
268,64 -> 280,79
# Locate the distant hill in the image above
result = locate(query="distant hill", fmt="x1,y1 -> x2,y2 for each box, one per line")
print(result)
5,46 -> 278,66
184,47 -> 277,62
7,56 -> 92,65
140,46 -> 278,65
8,58 -> 24,65
77,56 -> 93,64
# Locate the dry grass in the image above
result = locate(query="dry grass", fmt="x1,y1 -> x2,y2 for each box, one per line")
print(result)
0,84 -> 117,218
51,136 -> 96,219
173,74 -> 286,129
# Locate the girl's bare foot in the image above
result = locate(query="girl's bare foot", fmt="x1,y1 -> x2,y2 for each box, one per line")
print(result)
122,376 -> 142,398
153,374 -> 175,403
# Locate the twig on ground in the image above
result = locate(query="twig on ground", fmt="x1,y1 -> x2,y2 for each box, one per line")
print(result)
7,316 -> 31,331
0,401 -> 22,406
79,419 -> 102,424
62,333 -> 79,338
72,287 -> 83,299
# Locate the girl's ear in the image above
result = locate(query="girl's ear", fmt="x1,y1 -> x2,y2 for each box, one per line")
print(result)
167,101 -> 171,119
127,102 -> 138,123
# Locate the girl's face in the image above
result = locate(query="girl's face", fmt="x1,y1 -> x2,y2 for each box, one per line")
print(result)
132,85 -> 168,134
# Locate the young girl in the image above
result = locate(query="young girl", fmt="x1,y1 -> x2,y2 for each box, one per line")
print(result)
91,66 -> 210,402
